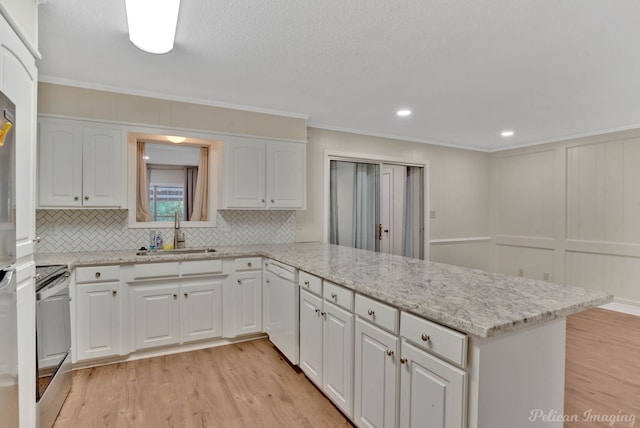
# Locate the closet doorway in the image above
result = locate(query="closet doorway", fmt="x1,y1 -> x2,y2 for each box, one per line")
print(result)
326,155 -> 428,260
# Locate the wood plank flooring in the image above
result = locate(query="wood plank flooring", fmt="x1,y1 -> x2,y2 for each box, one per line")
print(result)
564,308 -> 640,427
54,308 -> 640,427
53,340 -> 352,428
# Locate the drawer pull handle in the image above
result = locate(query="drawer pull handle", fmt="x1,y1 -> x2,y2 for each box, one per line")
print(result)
400,358 -> 408,364
95,272 -> 101,279
247,262 -> 252,267
367,309 -> 375,316
331,293 -> 337,300
304,280 -> 310,286
386,349 -> 394,357
421,333 -> 430,342
112,290 -> 117,296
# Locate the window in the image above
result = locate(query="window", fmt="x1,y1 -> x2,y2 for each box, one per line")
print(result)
149,184 -> 185,222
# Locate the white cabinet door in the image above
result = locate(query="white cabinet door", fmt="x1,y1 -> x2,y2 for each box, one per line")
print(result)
323,300 -> 354,418
223,140 -> 266,208
38,120 -> 83,207
181,279 -> 223,342
400,340 -> 466,428
134,284 -> 180,350
82,126 -> 122,207
355,318 -> 399,428
266,141 -> 305,209
75,282 -> 120,361
233,271 -> 262,336
299,289 -> 323,387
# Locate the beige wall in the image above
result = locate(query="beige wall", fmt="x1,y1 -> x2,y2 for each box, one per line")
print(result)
0,0 -> 38,51
490,128 -> 640,305
38,83 -> 307,141
297,127 -> 492,270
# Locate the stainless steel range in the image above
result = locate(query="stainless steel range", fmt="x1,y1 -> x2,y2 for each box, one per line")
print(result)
35,264 -> 71,428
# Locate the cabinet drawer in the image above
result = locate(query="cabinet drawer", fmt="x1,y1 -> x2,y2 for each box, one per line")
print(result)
400,312 -> 467,368
355,294 -> 398,334
76,265 -> 120,283
133,262 -> 180,279
234,257 -> 262,271
299,271 -> 322,295
182,259 -> 223,276
323,281 -> 354,311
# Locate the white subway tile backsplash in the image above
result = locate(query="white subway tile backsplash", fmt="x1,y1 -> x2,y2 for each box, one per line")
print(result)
36,209 -> 295,253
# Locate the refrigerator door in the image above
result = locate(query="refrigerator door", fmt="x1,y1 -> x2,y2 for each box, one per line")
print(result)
0,91 -> 16,269
0,269 -> 18,428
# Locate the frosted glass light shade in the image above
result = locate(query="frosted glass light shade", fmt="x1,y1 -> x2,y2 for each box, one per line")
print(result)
125,0 -> 181,54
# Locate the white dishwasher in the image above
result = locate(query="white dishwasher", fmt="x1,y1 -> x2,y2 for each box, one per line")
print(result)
264,259 -> 299,365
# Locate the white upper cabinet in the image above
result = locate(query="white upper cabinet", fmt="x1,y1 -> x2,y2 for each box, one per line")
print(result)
38,117 -> 125,208
220,138 -> 306,209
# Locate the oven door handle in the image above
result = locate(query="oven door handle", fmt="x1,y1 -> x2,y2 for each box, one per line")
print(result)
36,275 -> 70,301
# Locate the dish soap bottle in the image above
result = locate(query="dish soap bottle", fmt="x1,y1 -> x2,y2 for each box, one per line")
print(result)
149,230 -> 157,251
155,231 -> 163,250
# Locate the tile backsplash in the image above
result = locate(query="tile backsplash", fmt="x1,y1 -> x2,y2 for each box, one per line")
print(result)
36,209 -> 295,253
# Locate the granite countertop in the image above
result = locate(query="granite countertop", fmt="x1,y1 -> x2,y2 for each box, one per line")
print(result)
35,242 -> 612,338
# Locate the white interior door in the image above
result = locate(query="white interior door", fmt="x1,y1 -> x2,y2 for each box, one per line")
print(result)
380,164 -> 406,256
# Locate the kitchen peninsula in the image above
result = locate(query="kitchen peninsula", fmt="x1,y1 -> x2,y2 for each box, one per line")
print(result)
37,242 -> 611,428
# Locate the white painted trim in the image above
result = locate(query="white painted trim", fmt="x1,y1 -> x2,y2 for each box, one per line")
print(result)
322,150 -> 430,261
38,75 -> 310,120
309,122 -> 486,152
0,4 -> 41,59
429,237 -> 492,245
600,299 -> 640,317
71,334 -> 268,370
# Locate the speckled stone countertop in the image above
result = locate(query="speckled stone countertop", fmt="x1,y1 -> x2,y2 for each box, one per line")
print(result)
35,242 -> 612,338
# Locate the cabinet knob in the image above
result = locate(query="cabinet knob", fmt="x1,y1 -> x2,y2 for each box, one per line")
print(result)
184,293 -> 188,298
331,292 -> 337,300
367,309 -> 375,316
421,333 -> 430,342
84,196 -> 89,201
34,273 -> 41,281
33,236 -> 41,243
315,308 -> 320,313
237,279 -> 241,284
173,293 -> 178,299
386,349 -> 394,357
112,290 -> 117,296
320,311 -> 326,317
304,280 -> 310,286
400,358 -> 408,364
95,272 -> 101,279
74,196 -> 79,201
261,199 -> 265,203
271,199 -> 274,203
247,262 -> 252,267
266,279 -> 270,284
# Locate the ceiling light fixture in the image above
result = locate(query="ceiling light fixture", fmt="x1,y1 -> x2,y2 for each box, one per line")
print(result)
397,109 -> 412,117
167,136 -> 186,143
501,130 -> 515,137
125,0 -> 181,54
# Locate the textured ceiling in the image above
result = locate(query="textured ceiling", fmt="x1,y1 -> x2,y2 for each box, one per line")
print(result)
37,1 -> 640,151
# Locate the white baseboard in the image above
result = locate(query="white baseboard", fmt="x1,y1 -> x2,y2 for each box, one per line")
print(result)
599,298 -> 640,317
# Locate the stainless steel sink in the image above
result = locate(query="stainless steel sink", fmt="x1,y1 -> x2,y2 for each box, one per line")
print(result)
136,247 -> 217,256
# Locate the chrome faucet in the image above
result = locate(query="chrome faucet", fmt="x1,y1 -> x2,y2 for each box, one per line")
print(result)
173,210 -> 186,249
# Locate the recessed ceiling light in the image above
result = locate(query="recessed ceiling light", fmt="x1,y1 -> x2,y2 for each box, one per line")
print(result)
501,130 -> 515,137
397,109 -> 412,117
125,0 -> 181,54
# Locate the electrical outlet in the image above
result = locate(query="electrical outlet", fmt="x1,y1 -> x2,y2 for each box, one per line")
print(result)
518,268 -> 524,277
430,210 -> 436,219
543,273 -> 549,281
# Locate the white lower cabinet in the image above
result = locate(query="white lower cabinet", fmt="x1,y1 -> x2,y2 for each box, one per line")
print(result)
232,271 -> 262,336
75,282 -> 121,361
134,284 -> 181,350
399,339 -> 466,428
134,279 -> 223,350
322,300 -> 354,418
354,318 -> 399,428
299,289 -> 323,386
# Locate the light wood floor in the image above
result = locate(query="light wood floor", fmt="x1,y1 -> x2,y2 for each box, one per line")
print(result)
53,339 -> 352,428
565,308 -> 640,427
54,308 -> 640,427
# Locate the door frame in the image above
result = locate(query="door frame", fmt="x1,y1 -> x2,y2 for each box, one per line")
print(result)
323,150 -> 430,260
